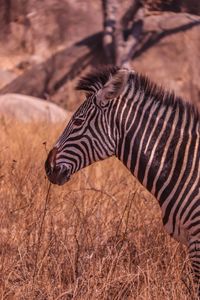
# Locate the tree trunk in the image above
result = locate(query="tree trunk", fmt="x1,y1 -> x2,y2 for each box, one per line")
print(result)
102,0 -> 119,64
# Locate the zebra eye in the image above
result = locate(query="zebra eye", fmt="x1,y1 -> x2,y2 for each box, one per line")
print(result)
73,118 -> 84,126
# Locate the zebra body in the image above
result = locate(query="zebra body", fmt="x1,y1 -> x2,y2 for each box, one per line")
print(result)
45,67 -> 200,289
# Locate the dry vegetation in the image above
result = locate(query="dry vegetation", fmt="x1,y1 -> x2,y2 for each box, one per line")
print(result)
0,119 -> 197,299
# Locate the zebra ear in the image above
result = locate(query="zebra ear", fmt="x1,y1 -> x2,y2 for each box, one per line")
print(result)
96,69 -> 129,105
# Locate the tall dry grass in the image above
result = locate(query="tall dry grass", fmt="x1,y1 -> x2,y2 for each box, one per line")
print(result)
0,119 -> 196,299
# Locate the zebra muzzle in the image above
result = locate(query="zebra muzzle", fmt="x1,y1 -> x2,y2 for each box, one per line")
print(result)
48,165 -> 71,185
45,156 -> 71,185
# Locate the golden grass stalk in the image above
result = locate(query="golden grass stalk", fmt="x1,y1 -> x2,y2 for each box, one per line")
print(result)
0,119 -> 196,299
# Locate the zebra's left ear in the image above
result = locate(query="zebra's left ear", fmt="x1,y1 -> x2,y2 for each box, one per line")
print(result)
97,69 -> 129,105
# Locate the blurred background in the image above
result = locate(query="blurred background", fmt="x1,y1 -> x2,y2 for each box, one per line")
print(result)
0,1 -> 200,299
0,0 -> 199,115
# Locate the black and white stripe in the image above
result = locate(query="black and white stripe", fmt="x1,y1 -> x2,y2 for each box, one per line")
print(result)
45,66 -> 200,291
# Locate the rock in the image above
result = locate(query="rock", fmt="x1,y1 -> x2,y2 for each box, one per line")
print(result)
0,0 -> 101,56
132,13 -> 200,108
0,32 -> 101,100
144,0 -> 200,15
0,70 -> 17,89
0,94 -> 71,123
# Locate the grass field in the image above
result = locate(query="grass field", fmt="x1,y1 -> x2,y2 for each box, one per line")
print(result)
0,119 -> 196,299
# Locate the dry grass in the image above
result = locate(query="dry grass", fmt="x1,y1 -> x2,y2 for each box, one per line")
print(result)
0,119 -> 197,300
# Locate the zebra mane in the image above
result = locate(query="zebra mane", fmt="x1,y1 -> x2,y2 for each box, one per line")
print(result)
76,66 -> 120,94
135,73 -> 199,123
76,66 -> 199,123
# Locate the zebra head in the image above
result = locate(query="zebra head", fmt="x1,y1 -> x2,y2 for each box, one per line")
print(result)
45,67 -> 129,185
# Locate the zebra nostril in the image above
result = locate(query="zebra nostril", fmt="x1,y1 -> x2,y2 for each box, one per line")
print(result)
59,165 -> 69,177
53,165 -> 71,185
51,164 -> 69,177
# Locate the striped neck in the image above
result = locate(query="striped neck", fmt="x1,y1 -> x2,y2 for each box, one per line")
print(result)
114,74 -> 199,205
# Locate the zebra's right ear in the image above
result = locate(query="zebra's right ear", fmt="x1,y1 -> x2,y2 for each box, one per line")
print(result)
96,69 -> 129,106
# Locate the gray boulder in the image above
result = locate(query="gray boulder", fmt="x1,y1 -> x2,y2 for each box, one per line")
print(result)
132,13 -> 200,109
0,94 -> 71,123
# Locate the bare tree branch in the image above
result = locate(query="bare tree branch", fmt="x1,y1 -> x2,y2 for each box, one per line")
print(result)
121,0 -> 142,29
102,0 -> 119,64
117,6 -> 145,67
102,0 -> 200,68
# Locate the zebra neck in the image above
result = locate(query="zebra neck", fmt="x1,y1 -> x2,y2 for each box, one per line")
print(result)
115,89 -> 199,205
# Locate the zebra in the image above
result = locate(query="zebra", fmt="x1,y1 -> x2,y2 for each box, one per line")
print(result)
45,66 -> 200,292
